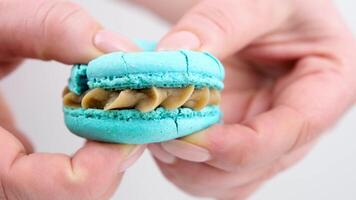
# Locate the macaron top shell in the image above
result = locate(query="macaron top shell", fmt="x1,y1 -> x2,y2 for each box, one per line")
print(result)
88,50 -> 224,80
68,50 -> 224,95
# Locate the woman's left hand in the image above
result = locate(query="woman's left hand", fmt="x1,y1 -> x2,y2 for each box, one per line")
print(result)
147,0 -> 356,199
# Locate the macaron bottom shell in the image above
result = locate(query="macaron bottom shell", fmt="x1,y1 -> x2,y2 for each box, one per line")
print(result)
63,106 -> 221,144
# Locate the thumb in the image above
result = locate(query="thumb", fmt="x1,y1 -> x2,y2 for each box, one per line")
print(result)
157,0 -> 292,58
0,0 -> 138,64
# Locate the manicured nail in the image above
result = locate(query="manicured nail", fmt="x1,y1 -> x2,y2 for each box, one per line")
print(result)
161,140 -> 211,162
157,31 -> 201,51
148,144 -> 176,164
94,30 -> 138,53
118,145 -> 146,172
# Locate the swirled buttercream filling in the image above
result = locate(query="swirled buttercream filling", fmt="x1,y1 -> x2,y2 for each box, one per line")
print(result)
63,86 -> 220,112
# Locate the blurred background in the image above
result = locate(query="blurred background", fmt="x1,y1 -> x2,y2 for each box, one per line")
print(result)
0,0 -> 355,199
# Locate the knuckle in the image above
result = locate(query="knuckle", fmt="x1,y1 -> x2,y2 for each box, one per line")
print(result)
40,1 -> 83,37
0,172 -> 13,200
206,125 -> 262,171
189,2 -> 235,39
232,141 -> 259,170
35,0 -> 90,58
62,165 -> 90,189
0,178 -> 8,200
290,117 -> 312,151
60,169 -> 95,200
60,161 -> 123,200
277,103 -> 316,154
208,135 -> 228,155
206,126 -> 230,154
233,138 -> 264,171
46,159 -> 92,198
176,172 -> 201,187
45,1 -> 84,28
159,163 -> 205,191
171,176 -> 207,198
160,167 -> 180,186
39,0 -> 83,26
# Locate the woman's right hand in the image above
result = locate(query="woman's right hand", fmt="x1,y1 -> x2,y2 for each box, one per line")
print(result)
0,1 -> 142,199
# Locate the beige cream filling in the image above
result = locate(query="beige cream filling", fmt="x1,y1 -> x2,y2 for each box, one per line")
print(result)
63,86 -> 220,112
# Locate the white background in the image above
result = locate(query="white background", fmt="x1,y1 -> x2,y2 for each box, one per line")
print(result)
0,0 -> 355,199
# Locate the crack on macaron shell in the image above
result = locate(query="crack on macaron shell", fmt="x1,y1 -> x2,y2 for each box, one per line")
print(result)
121,53 -> 129,73
174,109 -> 181,135
179,50 -> 190,74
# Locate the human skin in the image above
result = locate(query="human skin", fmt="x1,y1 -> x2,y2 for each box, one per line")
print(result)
0,0 -> 142,199
1,0 -> 356,199
134,0 -> 356,199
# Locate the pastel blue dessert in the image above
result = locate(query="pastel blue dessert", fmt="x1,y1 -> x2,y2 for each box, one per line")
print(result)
63,50 -> 225,144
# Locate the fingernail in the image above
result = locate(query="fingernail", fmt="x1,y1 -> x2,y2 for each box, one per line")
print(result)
118,145 -> 146,172
161,140 -> 211,162
94,30 -> 138,53
148,144 -> 176,164
157,31 -> 201,51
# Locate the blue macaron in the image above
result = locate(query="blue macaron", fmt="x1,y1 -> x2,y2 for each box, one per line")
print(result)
63,47 -> 224,144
